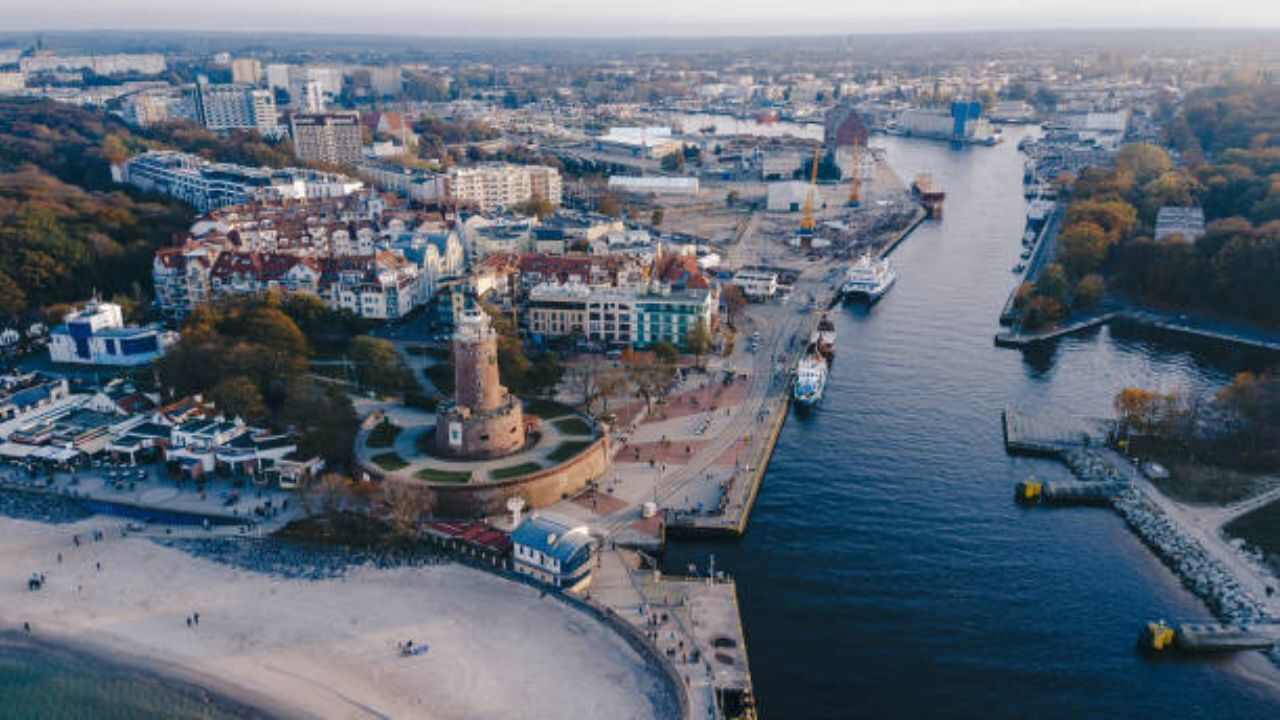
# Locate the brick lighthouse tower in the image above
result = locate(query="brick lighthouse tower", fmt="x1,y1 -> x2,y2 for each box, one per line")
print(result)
435,309 -> 526,458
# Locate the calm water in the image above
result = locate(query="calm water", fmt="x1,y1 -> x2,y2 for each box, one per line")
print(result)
0,634 -> 266,719
669,128 -> 1280,719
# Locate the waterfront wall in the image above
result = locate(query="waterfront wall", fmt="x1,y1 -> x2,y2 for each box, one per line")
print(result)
367,435 -> 610,517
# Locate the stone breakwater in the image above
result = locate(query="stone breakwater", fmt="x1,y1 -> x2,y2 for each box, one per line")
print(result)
1110,489 -> 1268,625
0,487 -> 92,524
1061,447 -> 1280,664
154,537 -> 450,581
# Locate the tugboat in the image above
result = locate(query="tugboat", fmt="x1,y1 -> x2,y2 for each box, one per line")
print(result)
811,312 -> 837,361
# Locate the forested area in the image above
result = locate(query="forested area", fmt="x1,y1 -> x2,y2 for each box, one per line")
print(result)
0,98 -> 306,323
1015,85 -> 1280,329
156,293 -> 396,468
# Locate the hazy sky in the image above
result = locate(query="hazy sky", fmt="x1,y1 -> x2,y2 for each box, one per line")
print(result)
1,0 -> 1277,36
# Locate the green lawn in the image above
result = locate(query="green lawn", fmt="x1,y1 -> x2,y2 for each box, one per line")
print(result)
415,467 -> 472,484
523,398 -> 577,419
370,452 -> 409,471
424,363 -> 455,394
547,440 -> 594,463
1146,458 -> 1280,506
490,462 -> 543,480
1225,499 -> 1280,575
552,417 -> 594,436
366,421 -> 402,449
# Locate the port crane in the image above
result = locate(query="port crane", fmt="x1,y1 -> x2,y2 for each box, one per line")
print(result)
800,145 -> 820,234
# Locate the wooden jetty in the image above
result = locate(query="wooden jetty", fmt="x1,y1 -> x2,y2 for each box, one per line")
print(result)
1002,408 -> 1081,456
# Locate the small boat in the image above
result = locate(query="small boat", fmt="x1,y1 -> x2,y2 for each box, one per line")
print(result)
1012,263 -> 1026,273
811,312 -> 837,360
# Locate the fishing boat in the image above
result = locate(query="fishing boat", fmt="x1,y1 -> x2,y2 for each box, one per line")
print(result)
792,351 -> 828,406
811,312 -> 837,360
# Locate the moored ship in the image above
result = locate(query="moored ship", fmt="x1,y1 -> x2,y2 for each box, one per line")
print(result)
811,312 -> 837,360
792,351 -> 828,406
842,253 -> 897,302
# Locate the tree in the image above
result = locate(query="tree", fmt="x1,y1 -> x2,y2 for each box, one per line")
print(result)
726,190 -> 740,207
1114,387 -> 1161,436
660,151 -> 685,172
1074,274 -> 1106,309
1058,221 -> 1110,278
1116,143 -> 1174,185
623,349 -> 675,413
597,193 -> 622,218
1034,263 -> 1071,306
721,285 -> 748,329
209,375 -> 268,423
1022,295 -> 1065,330
382,482 -> 430,538
686,319 -> 712,369
516,194 -> 555,219
651,207 -> 664,227
0,272 -> 26,318
349,335 -> 410,394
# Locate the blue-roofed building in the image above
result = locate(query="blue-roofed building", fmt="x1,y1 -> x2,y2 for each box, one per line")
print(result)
48,301 -> 178,367
511,514 -> 596,591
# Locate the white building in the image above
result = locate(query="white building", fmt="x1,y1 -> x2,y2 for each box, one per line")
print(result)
511,514 -> 596,591
119,151 -> 363,212
607,176 -> 700,195
231,58 -> 262,85
192,78 -> 277,133
526,281 -> 716,348
596,126 -> 684,159
1155,206 -> 1206,242
0,72 -> 25,94
731,269 -> 779,300
291,112 -> 362,166
20,53 -> 166,76
47,301 -> 178,366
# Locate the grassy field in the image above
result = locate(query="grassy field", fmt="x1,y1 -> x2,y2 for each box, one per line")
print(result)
490,462 -> 542,480
552,417 -> 594,436
414,467 -> 472,483
366,421 -> 402,449
524,398 -> 577,419
370,452 -> 409,472
424,363 -> 455,394
1148,461 -> 1280,506
1225,500 -> 1280,574
547,440 -> 594,463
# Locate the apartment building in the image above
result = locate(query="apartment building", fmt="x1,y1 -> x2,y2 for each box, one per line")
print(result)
526,281 -> 715,349
290,112 -> 363,167
230,58 -> 262,85
192,78 -> 277,133
119,151 -> 363,212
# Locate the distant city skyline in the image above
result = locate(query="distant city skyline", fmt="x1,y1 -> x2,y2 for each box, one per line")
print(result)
1,0 -> 1278,37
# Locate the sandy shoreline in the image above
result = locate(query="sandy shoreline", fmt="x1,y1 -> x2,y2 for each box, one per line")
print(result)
0,515 -> 674,720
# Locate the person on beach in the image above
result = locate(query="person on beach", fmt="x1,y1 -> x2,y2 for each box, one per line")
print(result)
57,553 -> 62,564
193,612 -> 199,625
186,617 -> 191,628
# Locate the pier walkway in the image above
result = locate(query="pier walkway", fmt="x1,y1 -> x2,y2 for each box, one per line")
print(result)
995,308 -> 1280,353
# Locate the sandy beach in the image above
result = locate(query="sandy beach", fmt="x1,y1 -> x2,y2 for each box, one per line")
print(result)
0,516 -> 675,720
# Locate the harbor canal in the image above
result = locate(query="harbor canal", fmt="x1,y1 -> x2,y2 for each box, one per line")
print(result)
667,127 -> 1280,719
